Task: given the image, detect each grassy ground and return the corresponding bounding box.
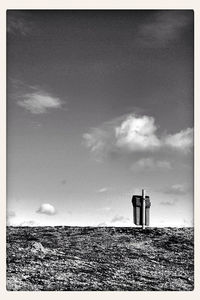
[6,226,194,291]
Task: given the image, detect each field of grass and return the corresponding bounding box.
[6,226,194,291]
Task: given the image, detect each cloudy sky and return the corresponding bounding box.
[7,10,194,227]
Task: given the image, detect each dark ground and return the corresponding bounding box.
[6,226,194,291]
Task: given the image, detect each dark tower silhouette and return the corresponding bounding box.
[132,189,151,229]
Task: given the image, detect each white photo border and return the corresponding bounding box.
[0,0,199,299]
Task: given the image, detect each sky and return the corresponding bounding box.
[7,10,194,227]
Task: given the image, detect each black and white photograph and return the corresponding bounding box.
[6,9,194,291]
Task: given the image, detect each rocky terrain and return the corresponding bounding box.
[6,226,194,291]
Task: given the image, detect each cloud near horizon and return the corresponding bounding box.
[97,222,107,227]
[19,220,39,227]
[7,210,16,218]
[111,215,130,224]
[83,113,193,160]
[36,203,57,215]
[98,206,112,212]
[17,91,63,114]
[7,210,16,226]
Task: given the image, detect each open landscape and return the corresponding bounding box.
[6,226,194,291]
[7,10,194,292]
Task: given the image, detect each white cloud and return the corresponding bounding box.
[7,210,16,226]
[19,220,39,226]
[17,91,63,114]
[164,128,193,153]
[83,113,193,159]
[36,203,57,215]
[7,210,16,218]
[115,114,161,151]
[156,160,172,169]
[160,198,177,206]
[182,218,193,227]
[98,206,112,212]
[97,187,109,193]
[97,222,108,227]
[83,113,161,158]
[7,15,32,36]
[131,158,172,171]
[83,127,112,160]
[111,215,129,224]
[162,184,188,195]
[136,11,193,48]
